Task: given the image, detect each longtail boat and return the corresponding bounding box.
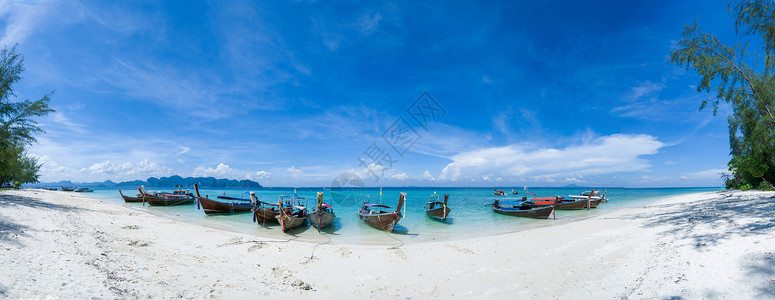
[308,192,336,230]
[118,189,142,203]
[358,192,405,232]
[61,187,75,191]
[249,192,280,224]
[424,193,451,221]
[193,184,253,214]
[489,200,554,219]
[276,195,308,232]
[74,187,94,192]
[523,196,590,210]
[567,190,608,207]
[137,187,195,206]
[493,189,506,196]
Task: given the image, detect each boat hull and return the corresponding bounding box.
[144,194,195,206]
[308,210,336,229]
[493,205,554,219]
[425,207,451,220]
[358,213,402,232]
[198,197,252,214]
[253,208,280,223]
[119,190,142,203]
[277,215,307,231]
[529,199,591,210]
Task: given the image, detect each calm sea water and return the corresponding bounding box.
[79,186,720,246]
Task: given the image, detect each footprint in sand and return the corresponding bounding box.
[444,244,474,254]
[337,247,351,257]
[128,240,149,247]
[389,248,408,259]
[247,243,265,252]
[217,237,244,247]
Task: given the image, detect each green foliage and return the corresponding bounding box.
[740,183,754,190]
[670,1,775,190]
[0,45,53,187]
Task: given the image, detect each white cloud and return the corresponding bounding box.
[287,165,303,176]
[391,173,408,180]
[685,168,728,180]
[193,163,232,176]
[423,170,436,181]
[86,159,172,176]
[49,112,90,135]
[564,177,586,184]
[177,146,190,155]
[437,134,664,181]
[628,80,664,100]
[255,170,272,179]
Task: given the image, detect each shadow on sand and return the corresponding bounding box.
[630,191,775,250]
[744,252,775,298]
[629,191,775,297]
[0,192,79,247]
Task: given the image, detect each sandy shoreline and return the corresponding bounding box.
[1,189,774,298]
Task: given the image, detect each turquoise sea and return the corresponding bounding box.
[80,186,721,246]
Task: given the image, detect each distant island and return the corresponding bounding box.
[27,175,262,188]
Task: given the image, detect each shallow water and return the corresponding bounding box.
[81,186,720,246]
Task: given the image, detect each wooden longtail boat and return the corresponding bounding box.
[424,193,451,221]
[308,192,336,230]
[489,200,554,219]
[276,196,307,232]
[524,196,590,210]
[137,187,195,206]
[249,192,280,224]
[358,192,405,232]
[118,189,142,203]
[493,190,506,196]
[61,186,75,191]
[567,190,608,208]
[193,184,253,214]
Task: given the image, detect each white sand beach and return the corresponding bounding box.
[0,189,773,298]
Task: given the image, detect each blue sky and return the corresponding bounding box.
[2,0,739,187]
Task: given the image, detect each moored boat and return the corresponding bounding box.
[193,184,253,214]
[308,192,336,230]
[118,189,142,202]
[137,187,195,206]
[357,192,405,232]
[424,193,451,221]
[567,190,608,207]
[276,195,308,232]
[523,196,590,210]
[493,189,506,196]
[249,192,280,224]
[73,187,94,192]
[61,187,75,191]
[489,199,555,219]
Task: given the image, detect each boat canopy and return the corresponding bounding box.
[498,201,527,205]
[362,203,390,208]
[533,196,563,201]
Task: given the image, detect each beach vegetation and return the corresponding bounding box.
[0,45,54,188]
[670,0,775,190]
